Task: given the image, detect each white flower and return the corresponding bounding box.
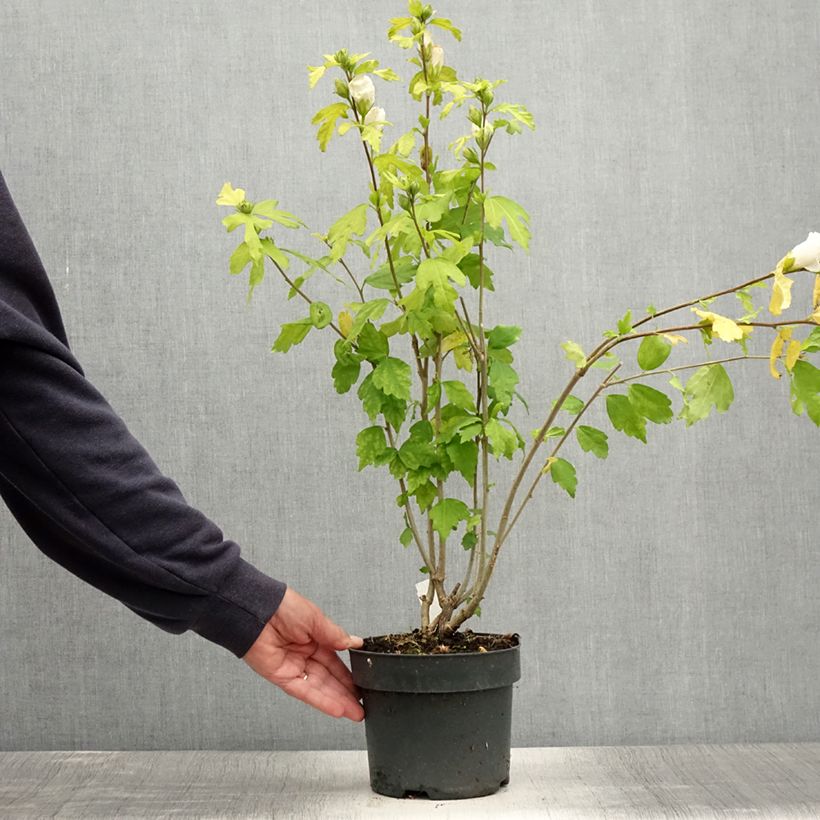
[348,75,375,108]
[785,232,820,273]
[422,31,433,49]
[364,106,386,128]
[430,45,445,70]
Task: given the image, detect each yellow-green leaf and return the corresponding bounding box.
[692,308,747,342]
[561,340,586,369]
[483,195,531,250]
[785,339,802,371]
[769,269,793,316]
[307,64,326,89]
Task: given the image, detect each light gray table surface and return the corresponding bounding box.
[1,744,819,819]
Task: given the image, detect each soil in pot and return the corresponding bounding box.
[350,630,521,800]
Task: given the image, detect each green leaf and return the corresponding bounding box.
[439,236,474,266]
[307,64,327,89]
[492,103,534,130]
[446,440,478,484]
[679,364,734,426]
[428,16,463,40]
[253,201,302,229]
[356,426,388,470]
[637,335,672,370]
[462,531,478,550]
[561,341,587,369]
[485,418,519,459]
[331,339,362,394]
[561,395,585,415]
[617,310,633,335]
[458,253,496,291]
[358,372,383,420]
[229,242,252,274]
[488,325,522,349]
[348,299,390,341]
[442,380,476,412]
[356,322,389,362]
[735,288,756,315]
[576,425,609,459]
[589,351,621,371]
[440,412,482,443]
[628,383,673,424]
[415,193,453,223]
[372,356,412,401]
[393,130,416,156]
[398,437,438,470]
[548,457,577,498]
[311,102,349,152]
[606,394,647,443]
[260,238,290,269]
[382,395,408,431]
[327,203,369,261]
[791,360,820,426]
[272,320,312,353]
[801,327,820,353]
[488,360,519,409]
[363,256,417,291]
[429,498,471,541]
[358,372,407,430]
[483,195,531,250]
[416,257,466,309]
[399,526,414,547]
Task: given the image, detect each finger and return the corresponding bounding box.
[281,673,364,721]
[306,660,361,710]
[313,646,360,698]
[311,612,362,651]
[301,660,364,721]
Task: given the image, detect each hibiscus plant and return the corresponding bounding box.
[217,1,820,639]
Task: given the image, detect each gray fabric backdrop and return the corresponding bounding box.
[1,0,818,751]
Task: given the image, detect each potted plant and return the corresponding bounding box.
[215,1,820,800]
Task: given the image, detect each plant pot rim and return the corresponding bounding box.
[349,633,521,693]
[349,631,520,659]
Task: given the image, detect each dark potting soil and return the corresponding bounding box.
[361,629,519,655]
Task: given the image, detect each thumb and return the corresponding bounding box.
[312,612,363,651]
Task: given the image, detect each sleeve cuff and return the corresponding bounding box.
[191,558,287,657]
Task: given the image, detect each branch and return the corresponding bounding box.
[269,259,344,339]
[606,355,769,387]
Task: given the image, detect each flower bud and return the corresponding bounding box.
[334,78,350,99]
[364,106,386,128]
[422,31,433,49]
[310,301,333,329]
[238,200,254,214]
[783,232,820,273]
[467,106,483,127]
[475,82,494,106]
[348,75,375,108]
[472,124,493,149]
[334,49,352,71]
[430,45,444,71]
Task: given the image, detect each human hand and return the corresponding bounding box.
[243,588,365,721]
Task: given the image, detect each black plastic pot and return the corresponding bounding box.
[349,634,521,800]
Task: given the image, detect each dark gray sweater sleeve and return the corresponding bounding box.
[0,171,286,657]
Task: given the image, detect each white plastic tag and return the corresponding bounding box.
[415,580,442,621]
